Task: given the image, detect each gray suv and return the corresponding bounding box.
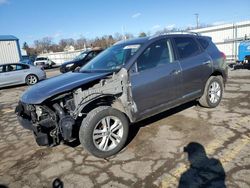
[16,33,228,158]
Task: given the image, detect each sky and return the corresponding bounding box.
[0,0,250,46]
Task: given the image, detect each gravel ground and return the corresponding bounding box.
[0,68,249,188]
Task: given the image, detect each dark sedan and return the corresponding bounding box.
[60,48,103,73]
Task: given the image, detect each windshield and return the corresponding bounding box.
[80,43,141,72]
[74,51,88,60]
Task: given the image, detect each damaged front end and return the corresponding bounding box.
[16,101,76,146]
[15,68,137,147]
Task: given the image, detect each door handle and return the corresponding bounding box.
[202,60,211,65]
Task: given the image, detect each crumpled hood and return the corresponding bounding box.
[21,72,110,104]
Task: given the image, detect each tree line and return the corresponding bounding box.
[23,25,210,56]
[23,32,136,56]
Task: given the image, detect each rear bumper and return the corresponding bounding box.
[39,72,46,81]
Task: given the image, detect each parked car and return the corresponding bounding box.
[60,48,103,73]
[0,63,46,88]
[34,57,55,69]
[16,33,227,158]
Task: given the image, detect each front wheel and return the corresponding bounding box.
[199,76,223,108]
[25,74,38,85]
[79,106,129,158]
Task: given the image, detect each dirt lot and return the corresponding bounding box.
[0,68,250,188]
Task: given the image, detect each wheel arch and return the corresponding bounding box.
[210,70,225,86]
[201,70,224,95]
[79,95,132,123]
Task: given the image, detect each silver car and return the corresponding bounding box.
[0,63,46,88]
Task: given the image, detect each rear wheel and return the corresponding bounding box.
[79,106,129,158]
[199,76,223,108]
[25,74,38,85]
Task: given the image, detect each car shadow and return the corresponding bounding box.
[0,84,26,90]
[125,100,198,147]
[66,101,198,149]
[178,142,226,188]
[0,185,8,188]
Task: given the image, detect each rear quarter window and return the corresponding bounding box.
[197,38,209,49]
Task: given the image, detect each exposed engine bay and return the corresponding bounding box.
[16,68,137,146]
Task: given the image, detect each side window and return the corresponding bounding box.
[197,38,209,49]
[137,39,174,72]
[6,64,17,72]
[0,65,3,73]
[174,37,200,59]
[17,64,29,70]
[86,52,94,60]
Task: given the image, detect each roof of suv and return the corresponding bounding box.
[115,33,208,46]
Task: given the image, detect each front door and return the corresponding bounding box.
[129,38,182,119]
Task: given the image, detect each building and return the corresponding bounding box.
[192,20,250,62]
[0,35,22,64]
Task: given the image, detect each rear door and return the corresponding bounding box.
[173,36,212,99]
[3,64,29,84]
[129,38,182,118]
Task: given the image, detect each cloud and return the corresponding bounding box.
[165,24,175,29]
[0,0,9,5]
[132,12,141,19]
[151,24,161,30]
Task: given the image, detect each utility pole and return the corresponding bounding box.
[122,25,126,40]
[195,13,199,29]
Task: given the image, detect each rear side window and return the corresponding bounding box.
[17,64,29,70]
[0,65,4,73]
[174,37,200,59]
[198,38,209,49]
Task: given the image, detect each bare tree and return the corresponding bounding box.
[124,33,134,40]
[139,32,147,37]
[58,38,75,50]
[34,37,53,53]
[114,32,123,41]
[76,37,87,49]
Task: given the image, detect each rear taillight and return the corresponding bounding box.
[220,52,226,61]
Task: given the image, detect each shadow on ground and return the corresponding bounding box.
[178,142,226,188]
[65,101,198,149]
[126,100,198,147]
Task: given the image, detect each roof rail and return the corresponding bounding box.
[165,31,200,36]
[149,31,200,40]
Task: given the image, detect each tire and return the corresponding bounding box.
[79,106,129,158]
[25,74,38,85]
[199,76,223,108]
